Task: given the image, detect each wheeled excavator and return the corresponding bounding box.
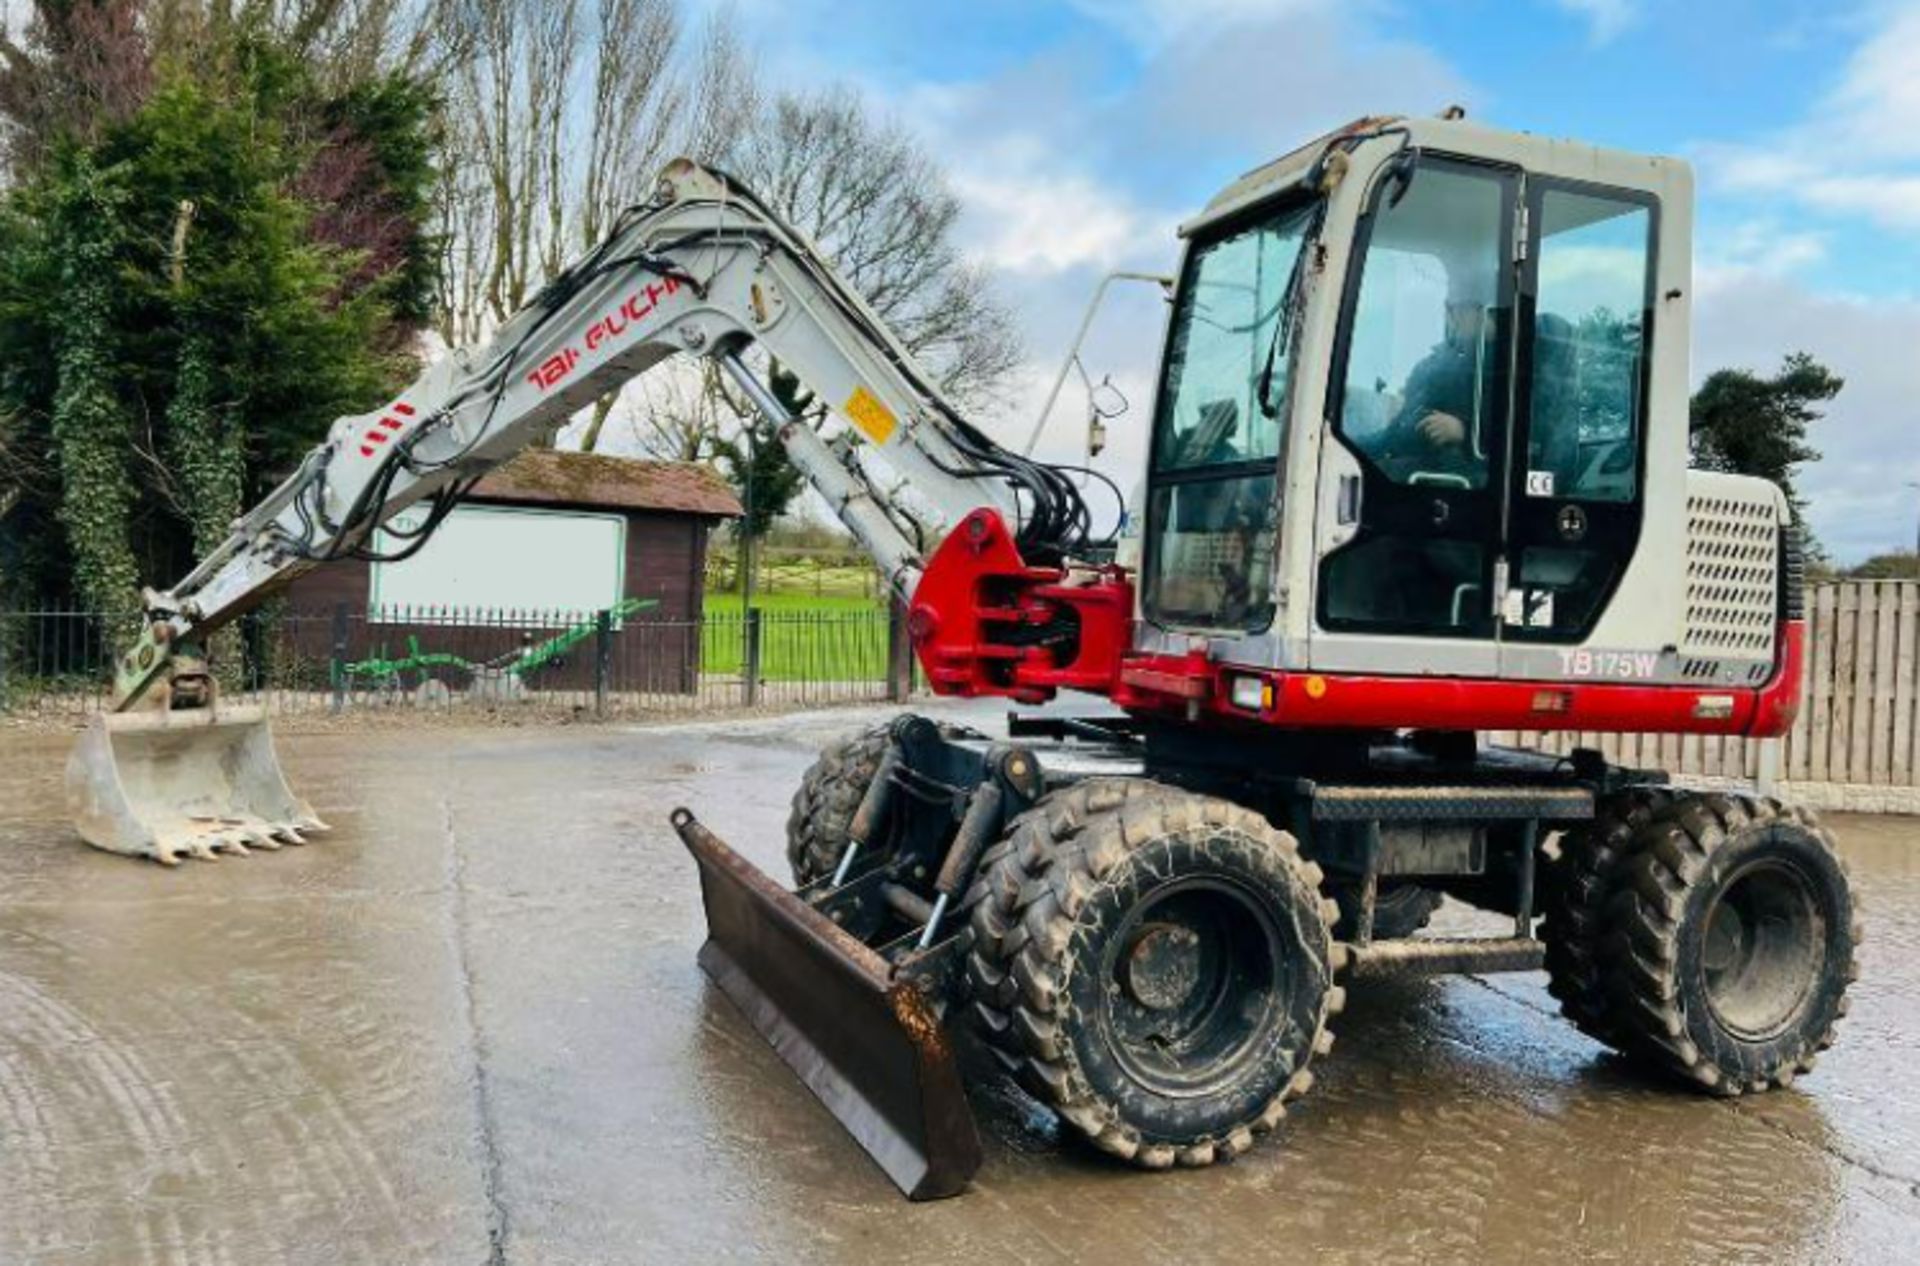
[69,113,1859,1201]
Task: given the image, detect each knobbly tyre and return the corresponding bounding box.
[76,110,1859,1200]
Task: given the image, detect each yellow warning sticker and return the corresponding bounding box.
[842,385,898,445]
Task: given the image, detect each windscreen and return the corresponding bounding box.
[1145,199,1314,631]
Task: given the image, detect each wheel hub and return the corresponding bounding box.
[1123,923,1203,1011]
[1098,877,1287,1098]
[1702,859,1825,1041]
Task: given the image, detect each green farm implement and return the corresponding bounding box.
[340,597,659,699]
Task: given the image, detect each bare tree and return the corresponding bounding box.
[618,360,735,463]
[725,87,1022,410]
[432,0,754,351]
[0,0,150,176]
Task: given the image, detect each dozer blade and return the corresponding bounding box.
[671,808,982,1201]
[66,707,328,865]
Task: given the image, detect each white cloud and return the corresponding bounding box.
[1694,220,1829,296]
[1063,0,1329,48]
[950,165,1168,274]
[1551,0,1637,45]
[1120,11,1474,157]
[1822,6,1920,159]
[1699,6,1920,235]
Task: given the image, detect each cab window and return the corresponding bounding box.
[1145,200,1313,631]
[1524,190,1653,505]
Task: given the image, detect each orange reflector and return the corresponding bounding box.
[1531,690,1573,714]
[1304,676,1328,700]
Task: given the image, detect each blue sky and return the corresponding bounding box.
[688,0,1920,562]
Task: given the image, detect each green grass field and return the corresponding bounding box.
[701,589,891,681]
[706,590,885,614]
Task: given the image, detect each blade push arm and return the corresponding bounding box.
[115,160,1075,708]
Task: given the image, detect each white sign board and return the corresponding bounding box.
[369,505,626,625]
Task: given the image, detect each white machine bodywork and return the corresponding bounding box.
[1131,116,1784,688]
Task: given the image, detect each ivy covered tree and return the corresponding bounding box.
[0,12,440,626]
[46,155,142,616]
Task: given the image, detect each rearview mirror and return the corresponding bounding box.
[1088,376,1128,458]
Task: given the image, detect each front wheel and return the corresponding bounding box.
[966,783,1343,1168]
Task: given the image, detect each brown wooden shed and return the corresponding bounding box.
[283,450,740,695]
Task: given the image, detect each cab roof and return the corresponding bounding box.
[1182,113,1692,238]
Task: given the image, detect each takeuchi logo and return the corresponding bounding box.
[527,275,685,392]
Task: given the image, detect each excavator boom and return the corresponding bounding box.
[66,157,1118,1194]
[73,158,1111,864]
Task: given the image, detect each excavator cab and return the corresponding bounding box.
[1138,117,1721,697]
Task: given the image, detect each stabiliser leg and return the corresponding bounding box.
[671,808,983,1200]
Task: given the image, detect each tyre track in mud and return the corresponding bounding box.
[0,918,452,1265]
[0,732,487,1266]
[0,970,229,1266]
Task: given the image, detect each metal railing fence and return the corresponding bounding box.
[0,601,914,721]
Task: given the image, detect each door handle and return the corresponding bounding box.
[1336,473,1362,525]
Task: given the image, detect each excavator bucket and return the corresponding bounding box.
[67,707,327,865]
[671,809,983,1200]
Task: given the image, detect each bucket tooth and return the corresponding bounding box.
[65,708,321,865]
[672,808,983,1201]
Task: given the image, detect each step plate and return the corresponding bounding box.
[1347,936,1546,979]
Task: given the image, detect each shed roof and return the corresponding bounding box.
[468,449,741,518]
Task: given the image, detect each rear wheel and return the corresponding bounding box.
[966,781,1342,1168]
[1542,787,1676,1044]
[1595,794,1859,1093]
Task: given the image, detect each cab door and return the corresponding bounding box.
[1499,180,1656,666]
[1310,155,1518,677]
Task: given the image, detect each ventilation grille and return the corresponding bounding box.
[1681,486,1780,675]
[1780,522,1806,621]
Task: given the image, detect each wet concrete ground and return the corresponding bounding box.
[3,704,1920,1265]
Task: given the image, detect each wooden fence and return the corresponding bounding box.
[1495,581,1920,810]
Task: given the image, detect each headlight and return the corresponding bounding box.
[1228,674,1269,712]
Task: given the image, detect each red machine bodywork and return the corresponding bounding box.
[908,510,1804,740]
[909,510,1134,703]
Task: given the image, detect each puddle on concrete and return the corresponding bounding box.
[2,714,1916,1264]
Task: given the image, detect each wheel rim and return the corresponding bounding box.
[1700,858,1826,1041]
[1096,877,1285,1097]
